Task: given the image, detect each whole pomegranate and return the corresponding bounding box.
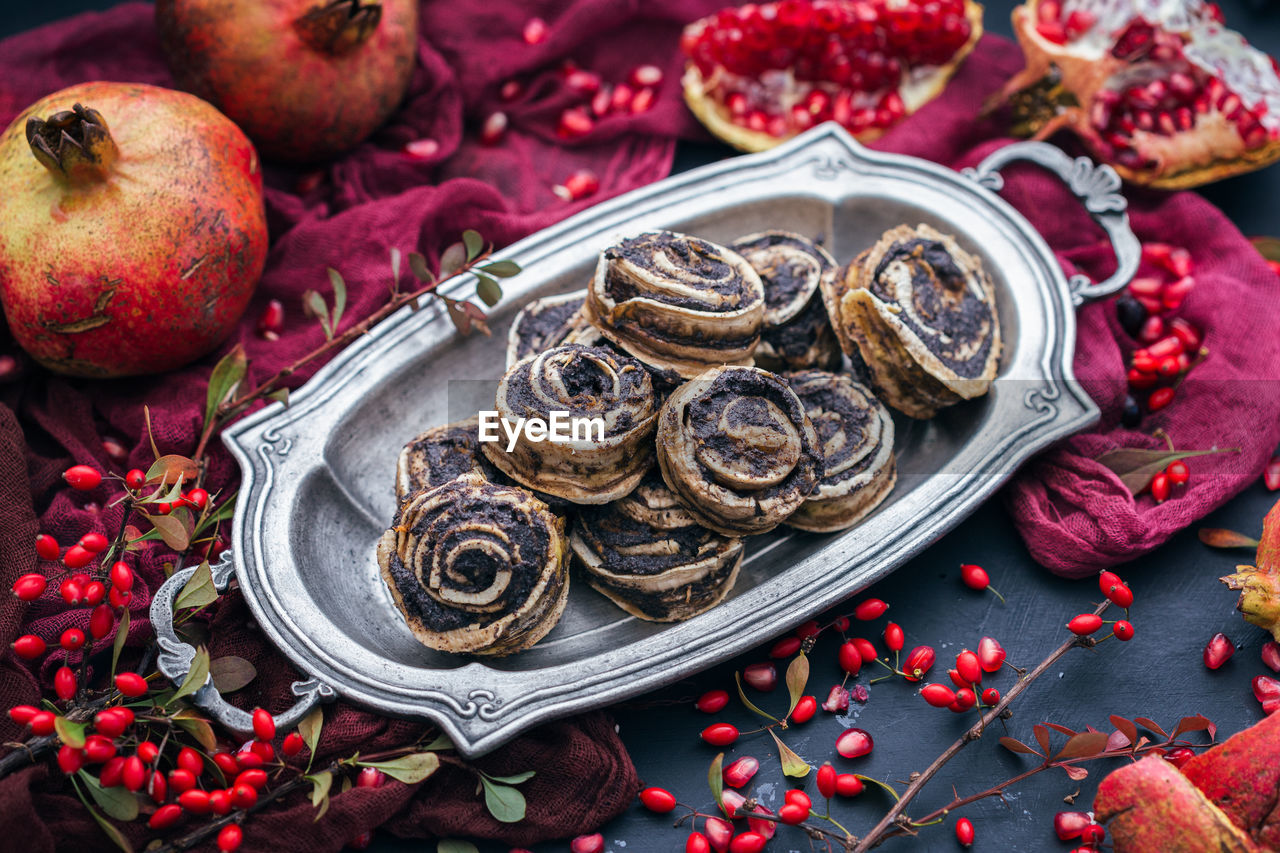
[156,0,418,163]
[680,0,984,152]
[0,82,267,378]
[999,0,1280,188]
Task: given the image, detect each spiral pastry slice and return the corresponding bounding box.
[820,223,1001,419]
[482,344,658,504]
[657,365,822,536]
[584,231,765,379]
[783,371,897,533]
[376,473,569,656]
[505,290,604,368]
[731,231,842,372]
[571,473,743,622]
[395,416,500,502]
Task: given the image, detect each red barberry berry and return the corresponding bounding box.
[1166,459,1190,485]
[1151,471,1171,502]
[109,561,134,592]
[838,641,863,675]
[89,604,114,640]
[639,786,677,813]
[179,789,212,813]
[137,741,159,764]
[57,744,84,774]
[883,622,904,652]
[252,708,276,741]
[852,637,878,664]
[1080,824,1106,844]
[83,580,105,606]
[921,684,956,708]
[216,824,243,851]
[168,768,196,793]
[981,687,1001,705]
[695,689,729,714]
[230,783,257,809]
[12,573,47,601]
[281,732,305,757]
[62,545,94,570]
[149,803,183,831]
[78,532,108,553]
[1067,613,1104,635]
[955,816,975,847]
[686,832,711,853]
[35,534,60,561]
[791,695,817,724]
[854,598,888,620]
[60,628,86,651]
[122,756,147,791]
[64,465,102,491]
[54,666,77,701]
[816,762,837,798]
[1113,620,1135,641]
[115,672,148,697]
[778,803,807,824]
[834,773,863,797]
[770,636,801,658]
[125,469,146,490]
[12,634,46,659]
[701,723,739,746]
[30,710,56,735]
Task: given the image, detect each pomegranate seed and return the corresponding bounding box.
[729,833,765,853]
[522,17,549,45]
[1263,642,1280,672]
[770,636,802,658]
[854,598,888,620]
[12,573,47,601]
[565,70,602,95]
[499,79,523,101]
[60,628,86,651]
[1169,317,1202,350]
[64,465,102,491]
[955,816,975,847]
[791,695,818,724]
[30,711,56,736]
[630,65,664,88]
[12,634,46,659]
[705,817,733,853]
[611,83,634,113]
[853,637,878,664]
[8,705,38,726]
[57,744,84,774]
[480,111,508,146]
[1167,459,1190,486]
[701,723,739,746]
[168,768,196,793]
[687,833,711,853]
[778,803,807,824]
[631,87,657,113]
[723,755,760,788]
[1067,613,1103,635]
[1204,633,1234,669]
[816,762,837,798]
[1147,386,1175,413]
[902,645,935,681]
[785,789,812,811]
[115,672,148,697]
[282,732,305,757]
[822,684,850,713]
[835,727,873,758]
[978,637,1010,673]
[834,773,863,797]
[35,534,60,560]
[1266,456,1280,490]
[696,689,730,713]
[54,666,76,701]
[257,299,285,339]
[553,169,600,202]
[356,767,386,788]
[216,824,243,852]
[883,622,904,652]
[1137,315,1164,344]
[557,107,594,138]
[591,87,613,117]
[1113,620,1135,641]
[571,834,606,853]
[955,650,982,685]
[1055,811,1092,840]
[1151,471,1171,502]
[1254,675,1280,714]
[79,532,108,553]
[838,641,862,675]
[63,545,94,570]
[982,687,1001,705]
[1080,824,1106,844]
[746,805,777,839]
[1165,747,1196,767]
[921,684,956,707]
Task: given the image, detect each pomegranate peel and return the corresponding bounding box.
[679,0,985,153]
[1220,498,1280,642]
[999,0,1280,189]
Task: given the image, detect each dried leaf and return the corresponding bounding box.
[1199,528,1260,550]
[204,345,248,428]
[1000,736,1040,755]
[111,607,130,678]
[145,454,198,487]
[175,562,216,611]
[440,242,467,277]
[462,229,484,261]
[80,770,138,822]
[447,300,472,336]
[1034,724,1052,755]
[1054,731,1109,761]
[734,673,779,723]
[479,260,521,278]
[480,779,526,823]
[56,716,86,749]
[327,268,347,331]
[148,513,191,552]
[708,753,725,812]
[1135,717,1170,739]
[143,405,160,462]
[438,842,480,853]
[1063,764,1090,781]
[173,710,217,752]
[785,652,809,718]
[209,656,256,694]
[1110,715,1139,745]
[358,752,440,785]
[170,646,210,705]
[1096,447,1239,494]
[769,728,810,778]
[475,274,502,307]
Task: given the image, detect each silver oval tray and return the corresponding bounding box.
[178,126,1137,756]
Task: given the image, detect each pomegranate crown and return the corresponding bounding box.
[26,103,118,182]
[295,0,382,55]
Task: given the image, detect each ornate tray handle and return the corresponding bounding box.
[149,551,336,737]
[962,141,1141,307]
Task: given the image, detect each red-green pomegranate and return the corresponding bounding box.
[155,0,418,163]
[0,82,267,378]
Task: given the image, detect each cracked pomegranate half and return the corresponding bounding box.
[680,0,984,152]
[1001,0,1280,189]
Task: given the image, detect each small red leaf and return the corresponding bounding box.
[1106,730,1131,752]
[1034,725,1051,755]
[1044,723,1078,737]
[1063,764,1089,781]
[999,737,1040,756]
[1110,715,1139,745]
[1054,731,1109,761]
[1173,714,1215,738]
[1136,718,1170,739]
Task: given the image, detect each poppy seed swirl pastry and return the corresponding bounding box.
[783,371,897,533]
[584,231,765,379]
[504,290,604,368]
[571,473,744,622]
[482,344,659,504]
[730,231,843,372]
[656,365,823,536]
[395,416,499,502]
[821,223,1001,419]
[375,473,569,656]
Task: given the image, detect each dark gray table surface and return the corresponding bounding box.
[4,2,1279,851]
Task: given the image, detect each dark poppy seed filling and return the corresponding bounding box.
[395,417,499,501]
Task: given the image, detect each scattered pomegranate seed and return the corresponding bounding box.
[499,79,524,101]
[854,598,888,620]
[1254,675,1280,714]
[1203,632,1235,669]
[0,354,18,381]
[631,87,657,113]
[822,684,850,713]
[573,831,608,853]
[522,17,549,45]
[921,684,956,708]
[1165,747,1196,767]
[696,689,730,713]
[35,534,60,561]
[553,169,600,202]
[816,762,837,798]
[357,767,386,788]
[257,299,285,339]
[1055,811,1092,840]
[835,727,873,758]
[746,805,776,839]
[701,723,739,746]
[1266,456,1280,491]
[955,816,975,847]
[791,694,818,723]
[216,824,243,852]
[705,817,733,852]
[770,636,802,658]
[557,107,594,138]
[722,755,759,788]
[565,69,602,95]
[1113,620,1135,641]
[1067,613,1104,635]
[480,111,508,146]
[611,83,635,113]
[591,87,613,117]
[64,464,102,491]
[1262,641,1280,672]
[630,64,664,88]
[902,645,935,681]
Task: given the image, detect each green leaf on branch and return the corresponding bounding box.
[170,646,210,705]
[708,752,724,813]
[1095,446,1239,494]
[768,728,810,778]
[175,562,217,611]
[173,709,217,752]
[303,289,333,339]
[856,774,900,801]
[209,656,256,693]
[785,652,809,718]
[482,770,535,785]
[111,607,130,678]
[145,454,199,487]
[479,260,520,278]
[734,673,778,723]
[357,752,440,785]
[267,388,290,408]
[327,267,347,331]
[475,274,502,307]
[299,707,324,771]
[408,251,435,283]
[440,243,467,278]
[56,716,86,749]
[422,732,454,751]
[80,770,139,821]
[73,776,134,852]
[148,512,191,552]
[480,778,526,823]
[462,229,484,261]
[205,345,248,428]
[438,841,480,853]
[306,770,333,821]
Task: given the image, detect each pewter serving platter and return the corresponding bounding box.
[183,125,1139,756]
